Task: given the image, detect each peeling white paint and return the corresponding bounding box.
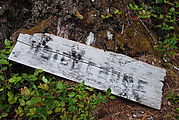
[86,32,95,46]
[9,33,166,109]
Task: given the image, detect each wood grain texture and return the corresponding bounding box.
[8,33,166,109]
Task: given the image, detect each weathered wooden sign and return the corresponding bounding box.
[8,33,166,109]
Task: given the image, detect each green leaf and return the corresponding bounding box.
[0,54,7,59]
[95,92,102,104]
[129,3,133,8]
[9,76,22,83]
[1,104,12,113]
[47,110,53,115]
[26,107,36,116]
[0,75,5,81]
[159,14,164,18]
[168,26,175,30]
[0,113,8,119]
[2,66,8,71]
[102,96,107,103]
[109,96,116,99]
[42,76,48,83]
[68,92,76,97]
[59,101,66,107]
[0,59,9,65]
[106,88,111,96]
[20,86,31,96]
[94,97,101,104]
[68,98,77,105]
[38,83,49,90]
[7,91,17,104]
[53,100,60,106]
[176,3,179,8]
[0,92,6,101]
[170,7,175,12]
[19,99,26,106]
[80,81,85,87]
[34,69,43,76]
[101,15,106,19]
[7,91,14,102]
[32,84,37,89]
[86,87,94,91]
[0,87,4,92]
[26,97,41,106]
[22,73,29,79]
[69,106,76,112]
[97,92,102,99]
[134,5,138,9]
[77,95,83,100]
[114,10,122,15]
[4,50,11,55]
[28,75,37,81]
[55,107,61,112]
[15,106,24,115]
[156,0,163,4]
[56,81,64,89]
[4,39,11,47]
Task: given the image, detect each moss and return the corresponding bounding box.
[116,24,155,55]
[11,16,57,42]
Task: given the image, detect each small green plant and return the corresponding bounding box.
[0,39,14,119]
[166,91,179,104]
[156,22,175,31]
[138,9,151,18]
[151,1,178,57]
[128,1,178,57]
[128,4,152,19]
[154,34,178,56]
[0,40,115,119]
[166,91,179,119]
[101,9,122,19]
[101,14,112,19]
[128,3,143,10]
[114,9,122,15]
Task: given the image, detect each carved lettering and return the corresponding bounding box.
[137,80,148,93]
[9,33,166,110]
[98,66,109,80]
[110,70,121,83]
[86,62,95,75]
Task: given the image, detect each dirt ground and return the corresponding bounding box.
[0,0,178,119]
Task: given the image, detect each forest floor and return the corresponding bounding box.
[0,0,178,119]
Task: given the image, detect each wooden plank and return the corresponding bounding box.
[8,33,166,109]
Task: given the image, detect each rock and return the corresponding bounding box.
[86,32,95,46]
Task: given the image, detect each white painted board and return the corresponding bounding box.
[8,33,166,109]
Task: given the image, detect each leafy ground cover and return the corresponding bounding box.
[0,40,115,119]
